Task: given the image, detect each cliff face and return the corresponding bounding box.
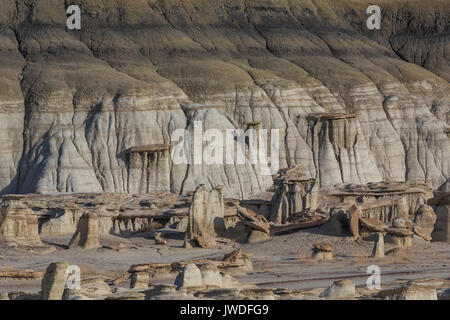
[0,0,448,198]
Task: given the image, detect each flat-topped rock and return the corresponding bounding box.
[126,144,171,154]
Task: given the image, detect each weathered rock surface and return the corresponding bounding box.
[69,212,101,249]
[378,284,437,300]
[0,0,448,199]
[184,185,225,248]
[41,262,69,300]
[371,233,385,258]
[174,263,204,289]
[0,200,42,246]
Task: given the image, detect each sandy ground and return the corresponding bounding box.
[1,227,449,295]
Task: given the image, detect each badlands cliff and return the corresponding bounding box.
[0,0,448,198]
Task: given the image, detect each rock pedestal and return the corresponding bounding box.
[0,200,42,246]
[69,212,101,249]
[184,185,225,248]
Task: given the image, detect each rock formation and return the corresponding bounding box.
[0,199,42,246]
[270,166,318,224]
[431,193,450,242]
[0,0,448,199]
[371,233,385,258]
[184,185,225,248]
[174,263,204,289]
[41,262,69,300]
[68,212,101,249]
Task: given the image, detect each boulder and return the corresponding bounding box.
[69,212,101,249]
[41,262,69,300]
[431,200,450,242]
[385,234,412,247]
[386,227,413,237]
[360,217,387,232]
[414,204,437,236]
[65,276,112,299]
[320,280,355,298]
[413,225,432,241]
[154,232,167,245]
[174,263,203,289]
[247,229,271,243]
[393,218,412,229]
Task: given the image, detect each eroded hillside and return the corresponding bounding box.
[0,0,448,198]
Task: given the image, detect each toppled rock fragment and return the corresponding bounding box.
[41,262,69,300]
[360,217,387,232]
[69,212,101,249]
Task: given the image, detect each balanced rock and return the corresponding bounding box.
[312,243,333,260]
[69,212,100,249]
[378,284,437,300]
[386,227,413,237]
[41,262,69,300]
[393,218,412,229]
[320,280,355,298]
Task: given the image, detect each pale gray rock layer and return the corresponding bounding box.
[0,1,448,198]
